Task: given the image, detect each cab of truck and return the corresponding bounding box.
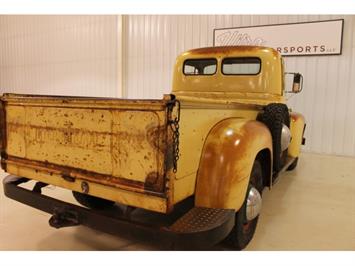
[173,46,286,102]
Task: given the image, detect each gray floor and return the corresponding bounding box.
[0,152,354,250]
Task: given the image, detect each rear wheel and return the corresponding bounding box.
[226,160,264,250]
[72,191,115,210]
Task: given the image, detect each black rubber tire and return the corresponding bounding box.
[259,103,290,172]
[287,157,299,171]
[226,160,264,250]
[72,191,115,210]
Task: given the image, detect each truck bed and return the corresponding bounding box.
[0,93,178,211]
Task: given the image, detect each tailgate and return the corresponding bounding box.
[0,94,178,197]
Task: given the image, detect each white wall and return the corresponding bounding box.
[123,15,355,157]
[0,15,122,97]
[0,15,354,157]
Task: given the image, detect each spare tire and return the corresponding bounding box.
[259,103,290,172]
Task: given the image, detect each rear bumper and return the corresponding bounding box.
[3,175,235,250]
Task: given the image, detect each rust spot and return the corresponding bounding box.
[10,123,112,152]
[144,171,164,192]
[5,155,166,196]
[146,125,167,153]
[0,100,8,162]
[62,174,75,182]
[290,112,304,123]
[187,46,276,55]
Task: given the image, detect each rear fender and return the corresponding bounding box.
[195,118,272,211]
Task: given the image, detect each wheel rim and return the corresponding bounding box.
[242,185,262,234]
[227,160,263,249]
[245,186,262,221]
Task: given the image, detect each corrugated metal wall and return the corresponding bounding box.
[123,15,355,157]
[0,15,354,156]
[0,15,122,97]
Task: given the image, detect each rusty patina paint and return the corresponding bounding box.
[0,101,7,171]
[146,125,168,154]
[195,119,272,211]
[5,155,167,197]
[5,161,168,213]
[1,94,176,198]
[2,93,169,110]
[0,101,7,151]
[144,171,165,192]
[187,45,275,55]
[290,112,305,122]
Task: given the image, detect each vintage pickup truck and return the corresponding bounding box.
[0,46,305,250]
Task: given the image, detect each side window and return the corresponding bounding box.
[183,59,217,75]
[222,57,261,75]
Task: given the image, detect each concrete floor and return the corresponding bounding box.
[0,152,354,250]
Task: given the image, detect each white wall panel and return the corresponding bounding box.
[0,15,122,97]
[123,15,355,157]
[1,15,354,157]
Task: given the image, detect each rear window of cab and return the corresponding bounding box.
[183,58,217,75]
[183,57,261,76]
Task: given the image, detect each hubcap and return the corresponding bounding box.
[281,124,291,151]
[246,186,262,221]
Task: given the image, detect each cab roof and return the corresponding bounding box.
[181,46,280,59]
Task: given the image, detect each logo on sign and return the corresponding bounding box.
[216,31,266,46]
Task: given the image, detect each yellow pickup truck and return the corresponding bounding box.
[0,46,305,250]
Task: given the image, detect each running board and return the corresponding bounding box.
[272,156,297,185]
[169,207,235,249]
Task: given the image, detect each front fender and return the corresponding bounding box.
[288,112,306,158]
[195,118,272,211]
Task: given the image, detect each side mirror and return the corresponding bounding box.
[285,72,303,93]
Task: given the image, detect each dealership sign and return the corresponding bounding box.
[214,19,344,56]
